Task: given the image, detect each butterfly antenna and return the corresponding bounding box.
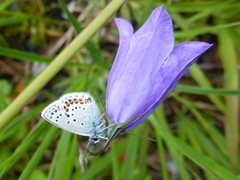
[125,131,156,142]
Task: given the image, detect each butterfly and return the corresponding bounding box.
[41,92,107,145]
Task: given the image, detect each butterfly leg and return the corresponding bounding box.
[78,137,110,156]
[86,138,112,156]
[97,123,113,133]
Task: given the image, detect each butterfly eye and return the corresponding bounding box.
[92,138,98,142]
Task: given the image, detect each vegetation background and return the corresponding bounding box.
[0,0,239,179]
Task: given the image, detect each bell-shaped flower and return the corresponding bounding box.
[106,5,212,131]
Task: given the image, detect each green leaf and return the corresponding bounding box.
[0,0,16,11]
[0,16,29,27]
[176,84,240,96]
[19,127,58,180]
[150,114,238,180]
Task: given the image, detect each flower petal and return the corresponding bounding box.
[106,5,174,124]
[124,41,213,130]
[107,18,134,89]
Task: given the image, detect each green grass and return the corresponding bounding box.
[0,0,239,179]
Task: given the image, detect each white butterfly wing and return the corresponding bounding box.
[41,92,105,138]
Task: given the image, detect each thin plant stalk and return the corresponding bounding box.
[217,19,239,170]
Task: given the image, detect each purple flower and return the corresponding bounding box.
[106,5,212,131]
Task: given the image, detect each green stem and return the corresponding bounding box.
[216,18,239,170]
[0,0,126,129]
